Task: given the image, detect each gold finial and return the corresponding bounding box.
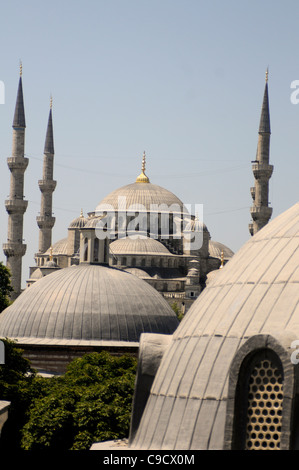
[49,246,53,261]
[136,151,150,183]
[80,208,84,217]
[265,67,269,83]
[142,151,146,172]
[220,251,224,269]
[19,60,22,77]
[50,94,53,109]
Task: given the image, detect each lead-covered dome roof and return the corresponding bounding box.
[131,201,299,450]
[68,211,88,229]
[96,182,187,214]
[0,264,179,347]
[110,236,172,256]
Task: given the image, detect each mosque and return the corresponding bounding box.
[2,66,296,452]
[0,65,236,373]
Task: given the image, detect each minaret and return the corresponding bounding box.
[249,69,273,236]
[36,97,56,253]
[3,63,29,299]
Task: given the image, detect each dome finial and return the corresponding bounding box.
[136,151,150,183]
[219,251,224,269]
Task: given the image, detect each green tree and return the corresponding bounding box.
[21,352,137,450]
[0,262,13,312]
[0,339,37,450]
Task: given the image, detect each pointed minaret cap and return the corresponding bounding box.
[258,68,271,134]
[44,96,54,155]
[12,61,26,128]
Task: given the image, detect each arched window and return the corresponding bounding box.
[131,257,136,267]
[94,238,99,262]
[84,237,88,262]
[232,349,284,450]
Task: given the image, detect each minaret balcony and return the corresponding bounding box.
[248,223,254,236]
[3,242,27,257]
[36,215,56,229]
[250,205,272,221]
[252,163,273,180]
[38,180,57,192]
[5,198,28,214]
[7,156,29,171]
[250,186,255,201]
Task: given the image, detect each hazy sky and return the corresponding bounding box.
[0,0,298,287]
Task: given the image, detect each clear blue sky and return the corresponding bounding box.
[0,0,298,287]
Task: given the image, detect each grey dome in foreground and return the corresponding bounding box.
[131,201,299,450]
[0,264,179,346]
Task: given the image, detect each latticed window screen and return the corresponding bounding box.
[245,358,283,450]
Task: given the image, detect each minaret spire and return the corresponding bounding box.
[249,69,273,236]
[36,97,56,253]
[3,64,29,299]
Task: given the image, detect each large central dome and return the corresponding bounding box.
[96,181,187,214]
[96,152,187,215]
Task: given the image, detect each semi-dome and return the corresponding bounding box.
[131,201,299,450]
[0,264,179,347]
[110,236,172,256]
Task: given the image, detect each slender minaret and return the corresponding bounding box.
[249,69,273,236]
[3,63,29,299]
[36,97,56,253]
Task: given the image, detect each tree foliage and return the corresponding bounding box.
[21,351,137,450]
[0,262,13,312]
[0,339,37,450]
[0,342,137,451]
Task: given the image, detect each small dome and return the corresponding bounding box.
[131,201,299,450]
[110,236,172,256]
[209,240,234,260]
[68,210,88,229]
[44,259,58,268]
[0,264,179,346]
[45,238,68,256]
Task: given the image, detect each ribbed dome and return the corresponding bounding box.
[131,201,299,450]
[209,240,234,260]
[110,236,172,256]
[96,182,187,214]
[0,264,179,346]
[45,238,68,256]
[68,212,88,229]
